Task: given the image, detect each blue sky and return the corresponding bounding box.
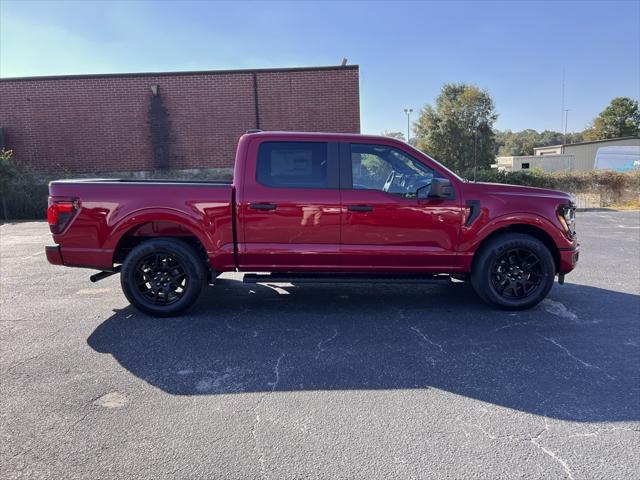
[1,0,639,135]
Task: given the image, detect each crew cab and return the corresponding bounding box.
[46,131,579,316]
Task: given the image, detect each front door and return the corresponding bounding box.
[237,139,342,270]
[340,142,463,271]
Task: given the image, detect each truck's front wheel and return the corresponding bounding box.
[471,233,556,310]
[120,238,206,317]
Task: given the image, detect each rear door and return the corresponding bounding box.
[237,138,342,270]
[340,142,463,271]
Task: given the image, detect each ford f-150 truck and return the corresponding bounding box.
[46,131,578,316]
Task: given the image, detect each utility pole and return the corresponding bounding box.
[620,117,625,137]
[561,67,566,133]
[473,128,478,182]
[404,108,413,143]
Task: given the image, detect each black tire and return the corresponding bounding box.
[120,238,206,317]
[470,233,555,310]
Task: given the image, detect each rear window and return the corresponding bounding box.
[257,142,329,188]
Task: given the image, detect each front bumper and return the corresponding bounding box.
[558,245,579,274]
[46,245,64,266]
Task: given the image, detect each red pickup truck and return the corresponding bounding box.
[46,131,578,316]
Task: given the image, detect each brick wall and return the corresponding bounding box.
[0,66,360,174]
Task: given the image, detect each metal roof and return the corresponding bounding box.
[534,136,640,150]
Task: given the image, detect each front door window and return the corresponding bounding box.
[351,144,434,197]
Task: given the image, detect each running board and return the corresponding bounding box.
[243,272,452,285]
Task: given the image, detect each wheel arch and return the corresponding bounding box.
[472,223,561,273]
[107,210,213,266]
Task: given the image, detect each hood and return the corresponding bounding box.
[466,181,575,203]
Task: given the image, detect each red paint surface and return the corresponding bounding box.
[47,132,579,275]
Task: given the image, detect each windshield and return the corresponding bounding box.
[402,143,464,182]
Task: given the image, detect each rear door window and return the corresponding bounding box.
[257,142,334,188]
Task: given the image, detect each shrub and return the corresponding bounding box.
[461,168,640,205]
[1,149,20,219]
[0,150,49,220]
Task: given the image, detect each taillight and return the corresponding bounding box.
[47,197,78,234]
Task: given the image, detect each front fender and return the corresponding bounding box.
[459,211,571,253]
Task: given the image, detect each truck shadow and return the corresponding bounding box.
[87,280,640,422]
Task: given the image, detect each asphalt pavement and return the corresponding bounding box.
[1,210,639,479]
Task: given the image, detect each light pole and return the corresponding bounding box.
[404,108,413,143]
[472,121,479,182]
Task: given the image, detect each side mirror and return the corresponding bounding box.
[418,178,453,199]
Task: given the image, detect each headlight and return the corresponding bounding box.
[557,204,576,238]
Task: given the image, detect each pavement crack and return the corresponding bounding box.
[5,326,66,374]
[251,353,285,480]
[5,352,45,374]
[455,409,520,442]
[410,326,444,352]
[539,335,616,380]
[530,437,574,479]
[268,353,284,391]
[488,320,538,333]
[315,326,338,360]
[25,408,94,463]
[225,309,258,337]
[528,416,575,480]
[456,418,515,441]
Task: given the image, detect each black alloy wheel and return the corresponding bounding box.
[121,238,206,316]
[134,252,188,305]
[490,248,542,299]
[471,233,555,310]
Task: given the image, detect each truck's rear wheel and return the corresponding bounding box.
[471,233,555,310]
[120,238,206,317]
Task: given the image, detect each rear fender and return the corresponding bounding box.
[105,209,215,259]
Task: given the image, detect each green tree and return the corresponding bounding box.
[414,83,498,172]
[497,129,540,156]
[537,130,565,148]
[495,129,585,157]
[583,97,640,140]
[381,130,406,141]
[564,132,584,145]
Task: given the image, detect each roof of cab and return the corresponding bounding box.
[241,130,405,143]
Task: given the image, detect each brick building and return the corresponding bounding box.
[0,65,360,176]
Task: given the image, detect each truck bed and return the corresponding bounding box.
[51,178,232,185]
[48,179,235,271]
